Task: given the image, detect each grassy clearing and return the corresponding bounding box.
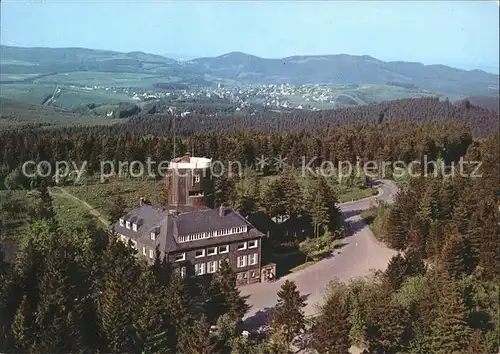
[33,71,168,88]
[0,84,56,105]
[64,178,166,219]
[0,98,123,128]
[54,87,134,108]
[0,188,97,242]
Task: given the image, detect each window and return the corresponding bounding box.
[237,242,247,251]
[119,218,124,226]
[218,258,228,268]
[178,235,185,243]
[194,175,200,183]
[195,263,205,276]
[248,240,258,249]
[219,245,229,254]
[237,255,246,268]
[207,261,217,273]
[207,247,217,256]
[142,247,146,256]
[132,223,137,232]
[150,232,156,240]
[248,253,258,266]
[126,221,131,229]
[180,267,186,279]
[174,253,186,262]
[149,249,154,259]
[195,249,205,258]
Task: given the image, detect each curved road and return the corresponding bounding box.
[242,179,399,327]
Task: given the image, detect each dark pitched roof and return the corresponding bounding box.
[112,205,264,254]
[175,208,249,235]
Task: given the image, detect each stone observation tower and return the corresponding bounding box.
[166,154,214,210]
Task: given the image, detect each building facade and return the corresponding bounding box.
[113,204,264,285]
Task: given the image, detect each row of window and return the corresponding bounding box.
[237,270,258,280]
[178,226,248,243]
[193,240,258,258]
[194,259,229,275]
[237,253,258,268]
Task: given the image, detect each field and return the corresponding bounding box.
[65,178,166,219]
[53,86,134,108]
[33,71,173,88]
[0,98,124,128]
[0,84,57,105]
[0,189,98,241]
[283,84,441,109]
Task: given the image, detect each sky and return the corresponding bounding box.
[1,1,499,71]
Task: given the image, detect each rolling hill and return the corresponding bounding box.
[1,45,498,97]
[187,52,499,95]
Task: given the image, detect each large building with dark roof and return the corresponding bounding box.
[113,155,266,285]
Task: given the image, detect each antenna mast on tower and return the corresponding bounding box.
[169,107,176,159]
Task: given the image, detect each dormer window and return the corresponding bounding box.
[119,218,124,226]
[193,175,200,183]
[126,221,131,229]
[132,223,137,232]
[150,232,156,240]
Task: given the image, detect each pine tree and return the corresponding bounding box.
[403,248,427,277]
[97,238,141,353]
[441,229,473,279]
[11,294,35,351]
[32,245,81,353]
[365,290,409,354]
[384,253,408,290]
[178,314,218,354]
[385,208,408,250]
[430,277,472,354]
[311,286,350,353]
[29,186,56,222]
[106,195,127,223]
[134,268,171,353]
[205,260,248,323]
[166,272,192,351]
[269,280,306,351]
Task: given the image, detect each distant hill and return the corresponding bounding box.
[1,45,499,97]
[187,52,499,96]
[0,45,179,77]
[461,95,499,112]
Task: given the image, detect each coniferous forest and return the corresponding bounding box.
[0,97,499,353]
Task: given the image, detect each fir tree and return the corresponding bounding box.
[430,277,472,354]
[365,290,409,354]
[269,280,306,351]
[97,238,140,353]
[441,229,473,279]
[32,246,81,353]
[205,260,248,323]
[384,253,408,290]
[166,272,192,351]
[311,286,350,353]
[11,294,35,351]
[178,314,218,354]
[106,195,127,223]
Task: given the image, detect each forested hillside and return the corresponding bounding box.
[125,97,498,138]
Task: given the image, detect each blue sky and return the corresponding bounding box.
[1,1,499,71]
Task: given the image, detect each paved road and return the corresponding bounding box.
[241,179,399,328]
